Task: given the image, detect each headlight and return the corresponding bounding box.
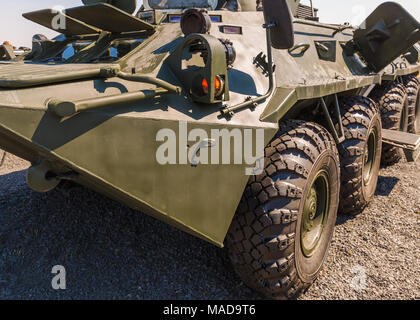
[181,9,212,36]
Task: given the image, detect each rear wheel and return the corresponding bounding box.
[337,96,382,215]
[226,120,340,299]
[370,82,408,165]
[402,74,420,134]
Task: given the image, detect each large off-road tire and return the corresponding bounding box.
[226,120,340,300]
[337,96,382,215]
[370,82,408,165]
[402,74,420,134]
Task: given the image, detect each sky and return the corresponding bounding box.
[1,0,420,47]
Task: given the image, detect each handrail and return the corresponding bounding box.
[48,88,169,117]
[293,19,340,31]
[48,70,182,117]
[220,23,275,117]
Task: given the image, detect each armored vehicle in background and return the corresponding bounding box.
[0,0,419,299]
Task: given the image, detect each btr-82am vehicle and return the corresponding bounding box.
[0,0,419,299]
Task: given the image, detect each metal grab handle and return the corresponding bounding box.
[288,43,311,55]
[315,42,329,52]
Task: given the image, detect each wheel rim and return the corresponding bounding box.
[363,130,377,186]
[301,171,330,258]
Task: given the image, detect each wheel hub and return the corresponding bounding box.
[363,130,377,186]
[301,171,330,258]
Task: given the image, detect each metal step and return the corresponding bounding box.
[381,129,420,162]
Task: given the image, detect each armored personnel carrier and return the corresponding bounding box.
[0,0,419,299]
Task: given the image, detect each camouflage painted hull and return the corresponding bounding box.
[0,6,419,246]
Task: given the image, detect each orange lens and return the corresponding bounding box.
[202,78,209,95]
[214,75,224,97]
[215,76,222,92]
[201,76,224,97]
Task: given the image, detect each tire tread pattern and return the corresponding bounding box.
[337,96,380,214]
[402,75,420,134]
[226,120,338,300]
[370,82,407,165]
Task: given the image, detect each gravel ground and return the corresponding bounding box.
[0,150,419,300]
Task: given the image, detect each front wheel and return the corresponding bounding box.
[226,120,340,299]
